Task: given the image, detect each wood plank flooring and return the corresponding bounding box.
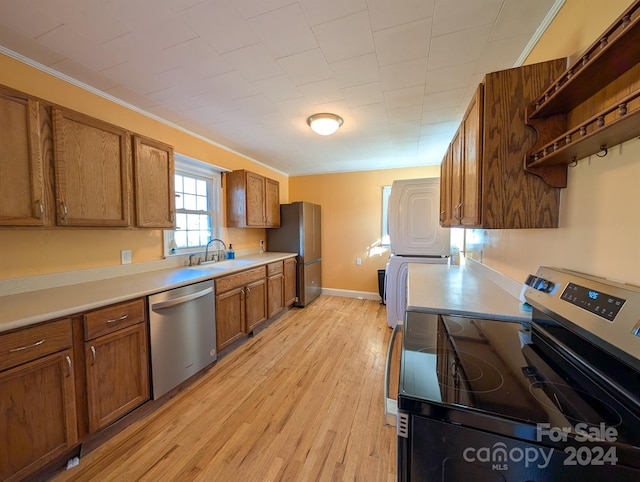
[51,296,397,481]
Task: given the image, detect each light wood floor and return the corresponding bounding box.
[52,296,397,481]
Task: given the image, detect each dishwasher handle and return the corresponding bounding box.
[151,286,213,311]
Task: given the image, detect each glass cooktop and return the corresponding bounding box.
[399,310,640,447]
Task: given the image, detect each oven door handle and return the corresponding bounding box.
[384,323,402,425]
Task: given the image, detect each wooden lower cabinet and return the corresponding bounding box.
[245,279,267,332]
[84,322,150,432]
[284,257,297,307]
[82,299,149,433]
[215,286,246,351]
[267,261,284,318]
[0,348,78,481]
[215,266,268,351]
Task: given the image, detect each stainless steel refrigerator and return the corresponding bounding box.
[267,202,321,307]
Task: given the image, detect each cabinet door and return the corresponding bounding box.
[215,287,245,351]
[245,171,265,227]
[52,107,131,226]
[133,135,175,228]
[0,349,78,481]
[264,177,280,227]
[267,273,284,318]
[283,257,297,307]
[85,323,150,433]
[439,144,452,227]
[245,278,267,332]
[0,89,46,226]
[460,85,483,227]
[450,128,463,226]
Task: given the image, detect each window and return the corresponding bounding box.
[164,154,223,256]
[381,185,391,246]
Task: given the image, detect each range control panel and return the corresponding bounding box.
[560,282,626,322]
[525,267,640,369]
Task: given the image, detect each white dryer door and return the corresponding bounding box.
[388,178,450,256]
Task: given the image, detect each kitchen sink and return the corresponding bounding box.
[187,258,256,272]
[214,259,255,268]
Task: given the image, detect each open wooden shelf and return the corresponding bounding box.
[529,1,640,119]
[524,0,640,188]
[527,90,640,168]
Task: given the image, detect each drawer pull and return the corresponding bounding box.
[90,346,96,365]
[35,200,44,219]
[9,338,45,352]
[106,314,128,324]
[66,355,72,376]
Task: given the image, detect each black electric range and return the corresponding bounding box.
[397,267,640,481]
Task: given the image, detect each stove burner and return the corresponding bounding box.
[417,348,505,394]
[529,381,623,430]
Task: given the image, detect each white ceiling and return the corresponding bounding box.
[0,0,561,176]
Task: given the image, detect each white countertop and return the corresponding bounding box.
[407,263,531,322]
[0,252,296,333]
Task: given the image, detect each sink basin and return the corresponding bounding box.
[187,258,256,271]
[214,259,255,268]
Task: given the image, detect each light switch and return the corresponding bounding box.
[356,258,362,265]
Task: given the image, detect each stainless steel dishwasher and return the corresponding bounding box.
[148,279,216,399]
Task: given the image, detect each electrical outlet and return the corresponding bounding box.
[121,249,132,264]
[356,257,362,265]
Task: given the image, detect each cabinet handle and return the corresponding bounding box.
[106,314,128,324]
[9,338,45,352]
[60,202,68,220]
[35,200,44,219]
[455,202,462,222]
[66,355,72,376]
[241,289,245,299]
[246,286,251,296]
[90,346,96,365]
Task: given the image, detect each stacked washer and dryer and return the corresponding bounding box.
[385,178,450,328]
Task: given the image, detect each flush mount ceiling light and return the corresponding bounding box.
[306,113,344,136]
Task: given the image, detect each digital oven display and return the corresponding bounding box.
[560,282,625,321]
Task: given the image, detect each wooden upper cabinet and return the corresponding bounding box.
[133,135,175,228]
[52,107,131,227]
[245,170,266,227]
[442,85,484,228]
[439,145,451,227]
[265,178,280,227]
[0,88,46,226]
[226,169,280,228]
[439,59,566,229]
[460,85,482,227]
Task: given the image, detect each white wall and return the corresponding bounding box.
[470,138,640,286]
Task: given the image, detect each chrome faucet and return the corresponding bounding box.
[204,238,227,263]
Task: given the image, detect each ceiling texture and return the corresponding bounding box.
[0,0,562,176]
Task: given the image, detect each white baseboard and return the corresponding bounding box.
[322,288,381,301]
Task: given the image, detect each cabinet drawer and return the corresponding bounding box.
[84,298,145,340]
[267,261,283,276]
[215,266,266,294]
[0,318,72,371]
